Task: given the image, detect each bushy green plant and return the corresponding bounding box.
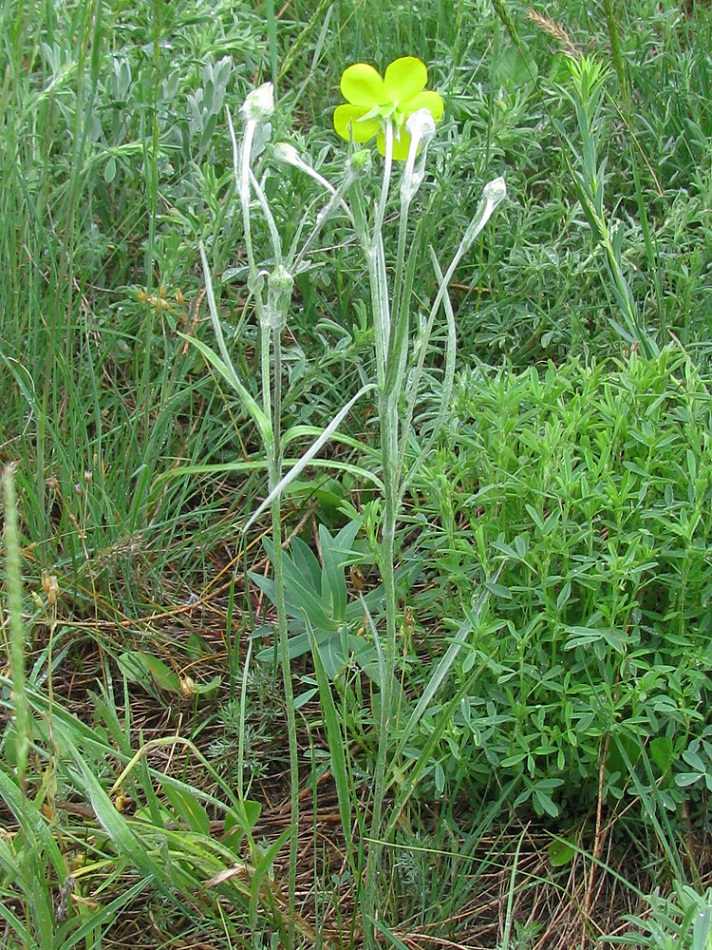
[613,881,712,950]
[406,346,712,816]
[250,521,383,680]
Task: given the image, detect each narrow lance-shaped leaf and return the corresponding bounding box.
[192,242,273,446]
[244,382,376,530]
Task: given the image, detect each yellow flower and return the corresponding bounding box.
[333,56,444,161]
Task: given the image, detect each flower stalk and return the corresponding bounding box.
[192,62,506,948]
[332,61,506,936]
[351,109,437,935]
[231,81,303,938]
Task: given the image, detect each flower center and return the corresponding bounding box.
[379,101,407,128]
[356,99,408,133]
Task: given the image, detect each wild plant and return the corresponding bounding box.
[405,348,712,823]
[190,58,505,940]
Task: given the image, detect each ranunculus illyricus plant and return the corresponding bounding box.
[333,56,444,161]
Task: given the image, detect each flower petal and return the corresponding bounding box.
[384,57,427,102]
[334,104,381,143]
[340,63,385,106]
[377,127,412,161]
[402,90,445,122]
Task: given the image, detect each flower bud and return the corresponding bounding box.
[349,149,372,175]
[269,264,294,296]
[265,264,294,330]
[241,82,274,122]
[273,142,302,166]
[406,108,436,149]
[400,109,437,204]
[461,176,507,249]
[483,176,507,205]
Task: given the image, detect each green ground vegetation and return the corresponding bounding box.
[1,0,712,947]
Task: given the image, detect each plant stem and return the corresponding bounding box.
[361,413,399,942]
[270,491,300,939]
[362,126,402,942]
[233,93,299,942]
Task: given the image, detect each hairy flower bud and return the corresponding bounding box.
[273,142,302,166]
[461,176,507,249]
[349,149,373,175]
[405,108,436,149]
[265,264,294,330]
[400,109,437,204]
[241,82,274,122]
[269,264,294,296]
[482,176,507,206]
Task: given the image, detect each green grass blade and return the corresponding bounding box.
[308,617,354,857]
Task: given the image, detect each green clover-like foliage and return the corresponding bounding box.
[333,56,444,161]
